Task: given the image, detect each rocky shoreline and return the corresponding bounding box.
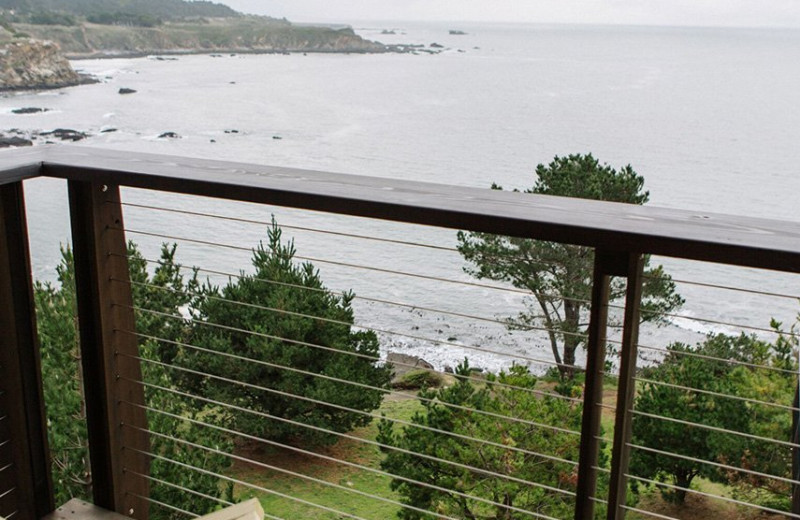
[10,18,389,59]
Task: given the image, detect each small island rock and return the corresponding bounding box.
[12,107,49,114]
[0,136,34,148]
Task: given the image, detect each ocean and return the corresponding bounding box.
[2,22,800,372]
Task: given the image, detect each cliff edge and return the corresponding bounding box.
[0,39,79,90]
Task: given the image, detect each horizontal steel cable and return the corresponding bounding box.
[124,352,582,465]
[125,424,465,520]
[631,409,800,449]
[634,376,799,413]
[128,304,579,396]
[127,446,368,520]
[636,343,798,377]
[121,228,590,308]
[619,505,679,520]
[122,376,561,491]
[120,202,458,253]
[124,469,234,507]
[129,330,580,437]
[124,282,584,370]
[125,471,285,520]
[126,491,198,518]
[589,465,611,475]
[625,473,800,519]
[122,254,585,402]
[126,254,586,343]
[127,328,581,406]
[119,201,601,276]
[634,306,800,339]
[126,400,568,517]
[629,443,800,487]
[644,274,800,301]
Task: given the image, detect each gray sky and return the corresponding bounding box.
[218,0,800,28]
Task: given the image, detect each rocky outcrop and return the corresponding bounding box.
[0,39,80,90]
[386,352,435,382]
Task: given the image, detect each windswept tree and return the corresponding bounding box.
[457,153,683,380]
[182,221,392,447]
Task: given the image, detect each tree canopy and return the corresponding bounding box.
[179,221,392,447]
[377,361,594,519]
[632,330,797,509]
[457,153,683,380]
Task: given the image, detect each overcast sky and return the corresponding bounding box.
[217,0,800,28]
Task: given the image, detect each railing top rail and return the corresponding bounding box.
[2,146,799,272]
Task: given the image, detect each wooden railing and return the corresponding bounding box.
[1,146,799,520]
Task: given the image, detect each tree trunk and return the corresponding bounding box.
[673,471,694,504]
[561,300,582,380]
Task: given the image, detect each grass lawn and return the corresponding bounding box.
[228,396,422,519]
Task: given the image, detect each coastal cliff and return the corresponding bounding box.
[0,39,79,90]
[12,18,387,58]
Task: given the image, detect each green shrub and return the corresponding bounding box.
[392,369,444,390]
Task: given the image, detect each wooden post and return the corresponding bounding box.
[0,182,54,520]
[792,385,800,515]
[68,181,149,519]
[607,254,645,519]
[575,251,627,520]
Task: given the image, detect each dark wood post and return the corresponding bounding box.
[792,385,800,515]
[607,254,645,519]
[0,182,54,520]
[68,181,149,519]
[575,251,628,520]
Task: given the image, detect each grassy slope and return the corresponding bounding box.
[6,17,384,56]
[230,397,422,519]
[222,381,786,520]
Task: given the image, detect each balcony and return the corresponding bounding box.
[1,146,799,520]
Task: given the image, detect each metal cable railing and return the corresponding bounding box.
[10,152,798,520]
[127,331,580,438]
[124,401,565,519]
[121,376,560,490]
[626,474,800,519]
[125,352,581,466]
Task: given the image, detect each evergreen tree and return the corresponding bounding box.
[181,220,392,447]
[377,361,593,519]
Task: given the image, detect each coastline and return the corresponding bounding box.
[64,46,402,61]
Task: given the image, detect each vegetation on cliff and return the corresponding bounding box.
[0,0,386,56]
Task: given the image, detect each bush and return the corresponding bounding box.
[392,369,444,390]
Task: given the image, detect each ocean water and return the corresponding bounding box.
[2,22,800,372]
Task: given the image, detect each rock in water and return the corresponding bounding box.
[0,136,33,148]
[39,129,88,142]
[12,107,49,114]
[158,132,180,139]
[118,88,137,95]
[0,40,80,91]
